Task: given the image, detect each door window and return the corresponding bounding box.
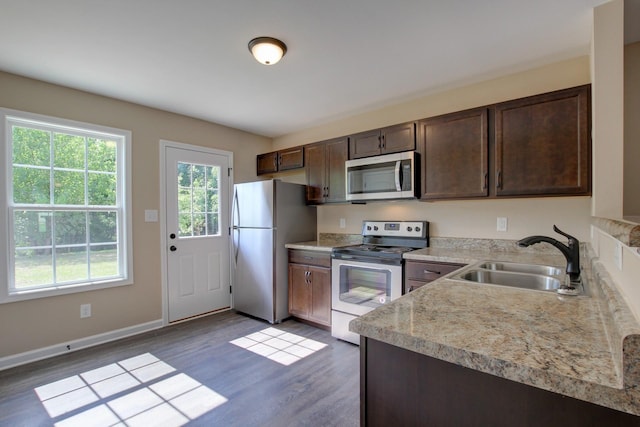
[176,162,221,238]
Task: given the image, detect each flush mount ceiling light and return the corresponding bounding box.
[248,37,287,65]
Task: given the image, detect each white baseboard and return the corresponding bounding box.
[0,319,164,371]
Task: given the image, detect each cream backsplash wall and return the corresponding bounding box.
[317,197,592,242]
[0,71,271,358]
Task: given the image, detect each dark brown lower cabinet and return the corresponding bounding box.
[288,250,331,328]
[361,338,640,427]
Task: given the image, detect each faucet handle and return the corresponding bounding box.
[553,225,579,245]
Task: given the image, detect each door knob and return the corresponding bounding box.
[169,233,176,239]
[170,245,177,252]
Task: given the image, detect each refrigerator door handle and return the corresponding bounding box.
[232,187,240,228]
[233,228,239,265]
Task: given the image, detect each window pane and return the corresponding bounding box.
[207,213,219,236]
[89,212,117,243]
[14,247,53,289]
[193,188,206,213]
[12,126,50,166]
[88,138,117,172]
[54,133,85,169]
[192,165,205,187]
[13,167,50,204]
[208,189,219,213]
[192,213,206,236]
[14,210,51,248]
[178,188,191,212]
[90,245,118,278]
[55,247,88,283]
[179,213,192,236]
[206,166,219,190]
[54,170,85,205]
[177,163,191,187]
[88,173,116,205]
[54,211,86,245]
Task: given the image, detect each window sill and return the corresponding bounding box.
[0,278,134,304]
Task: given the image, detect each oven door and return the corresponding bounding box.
[331,257,402,316]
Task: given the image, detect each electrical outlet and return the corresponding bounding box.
[496,217,508,232]
[339,218,346,229]
[80,303,92,318]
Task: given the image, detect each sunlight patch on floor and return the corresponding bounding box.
[230,327,328,366]
[33,353,227,427]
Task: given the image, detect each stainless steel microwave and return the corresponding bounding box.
[345,151,417,201]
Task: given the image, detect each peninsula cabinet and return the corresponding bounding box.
[419,108,489,200]
[288,250,331,328]
[256,146,304,175]
[305,137,349,204]
[494,85,591,197]
[349,122,415,159]
[361,338,640,427]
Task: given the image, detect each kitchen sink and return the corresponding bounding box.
[476,262,562,277]
[451,260,584,295]
[456,269,563,292]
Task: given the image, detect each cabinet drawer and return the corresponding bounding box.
[405,261,464,282]
[288,250,331,268]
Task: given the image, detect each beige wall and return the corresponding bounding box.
[0,71,271,357]
[273,57,593,241]
[625,42,640,217]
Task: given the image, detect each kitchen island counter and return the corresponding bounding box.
[351,243,640,416]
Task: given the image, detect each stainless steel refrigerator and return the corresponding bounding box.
[231,179,317,323]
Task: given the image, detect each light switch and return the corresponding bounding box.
[145,209,158,222]
[497,217,508,232]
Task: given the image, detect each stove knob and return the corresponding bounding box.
[373,226,379,231]
[415,226,421,232]
[367,226,372,231]
[407,226,413,232]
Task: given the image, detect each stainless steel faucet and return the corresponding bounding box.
[517,225,582,295]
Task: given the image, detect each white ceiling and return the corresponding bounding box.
[0,0,621,138]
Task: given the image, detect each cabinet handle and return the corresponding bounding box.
[496,171,503,189]
[379,135,385,149]
[483,172,488,190]
[423,269,441,275]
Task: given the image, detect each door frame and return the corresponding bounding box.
[159,139,234,325]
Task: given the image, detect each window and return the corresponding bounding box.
[0,109,132,302]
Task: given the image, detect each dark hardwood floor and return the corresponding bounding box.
[0,311,360,427]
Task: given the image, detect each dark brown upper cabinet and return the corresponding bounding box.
[256,146,304,175]
[419,108,489,200]
[494,85,591,197]
[349,122,415,159]
[305,137,349,204]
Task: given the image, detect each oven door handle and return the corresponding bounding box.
[394,160,402,191]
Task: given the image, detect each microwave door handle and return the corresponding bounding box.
[395,160,402,191]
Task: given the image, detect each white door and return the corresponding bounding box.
[165,145,231,322]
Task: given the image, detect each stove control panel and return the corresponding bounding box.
[362,220,428,238]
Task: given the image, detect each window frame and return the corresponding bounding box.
[0,108,133,303]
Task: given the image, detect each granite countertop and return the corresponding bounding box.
[285,233,362,252]
[351,242,640,416]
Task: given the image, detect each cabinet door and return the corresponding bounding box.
[257,152,278,175]
[278,146,304,171]
[289,264,310,317]
[420,109,488,200]
[349,129,382,159]
[308,266,331,326]
[495,85,591,196]
[325,137,349,203]
[305,142,327,204]
[382,122,415,154]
